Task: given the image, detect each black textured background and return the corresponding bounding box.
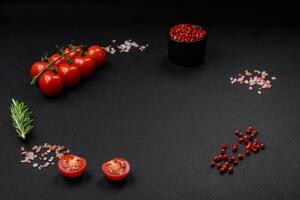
[0,1,299,200]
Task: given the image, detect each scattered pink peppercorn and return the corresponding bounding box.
[246,142,252,149]
[222,143,227,149]
[222,165,229,171]
[244,141,249,146]
[219,167,226,174]
[222,154,228,160]
[245,149,251,156]
[233,160,239,165]
[229,156,237,163]
[210,126,265,175]
[244,135,249,140]
[232,144,238,152]
[214,155,219,162]
[210,161,216,167]
[220,148,226,154]
[238,153,244,160]
[252,148,258,153]
[234,130,240,136]
[228,167,234,174]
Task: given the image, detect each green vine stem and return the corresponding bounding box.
[30,45,84,85]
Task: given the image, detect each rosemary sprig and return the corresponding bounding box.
[10,99,34,140]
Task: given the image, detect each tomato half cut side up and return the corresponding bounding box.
[58,154,87,178]
[102,158,130,181]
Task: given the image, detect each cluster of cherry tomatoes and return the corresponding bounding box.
[57,154,130,181]
[30,45,106,96]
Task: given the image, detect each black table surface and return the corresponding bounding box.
[0,1,299,200]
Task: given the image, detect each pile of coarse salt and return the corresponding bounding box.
[230,69,277,94]
[20,143,71,170]
[104,39,149,54]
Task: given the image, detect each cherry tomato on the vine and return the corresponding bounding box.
[87,45,106,67]
[30,61,48,78]
[49,53,67,66]
[73,56,96,78]
[57,63,81,87]
[58,154,87,178]
[102,158,130,181]
[38,71,64,96]
[64,47,83,59]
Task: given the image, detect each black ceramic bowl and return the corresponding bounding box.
[167,25,207,66]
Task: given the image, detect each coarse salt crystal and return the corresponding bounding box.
[230,68,276,95]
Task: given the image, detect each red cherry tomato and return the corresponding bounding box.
[73,56,96,78]
[57,63,81,87]
[49,53,67,66]
[38,71,64,96]
[102,158,130,181]
[87,45,106,67]
[30,61,48,78]
[64,47,82,59]
[58,154,87,178]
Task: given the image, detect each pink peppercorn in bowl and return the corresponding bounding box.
[168,24,207,66]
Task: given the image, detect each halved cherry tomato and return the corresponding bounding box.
[73,56,96,78]
[87,45,106,67]
[38,71,64,96]
[64,47,83,59]
[102,158,130,181]
[30,61,48,78]
[58,154,87,178]
[49,53,67,66]
[57,63,81,87]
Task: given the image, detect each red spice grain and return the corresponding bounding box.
[232,144,239,152]
[210,161,216,167]
[169,24,206,43]
[210,126,266,175]
[228,167,234,174]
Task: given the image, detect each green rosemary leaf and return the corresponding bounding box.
[10,98,34,140]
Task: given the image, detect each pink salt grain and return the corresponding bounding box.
[230,69,276,95]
